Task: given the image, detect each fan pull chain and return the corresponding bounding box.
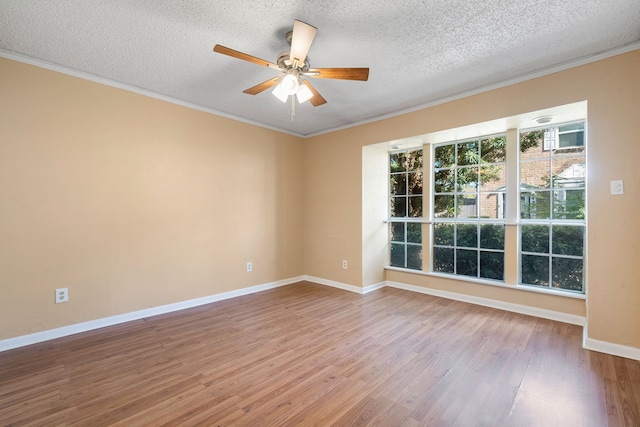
[291,96,296,123]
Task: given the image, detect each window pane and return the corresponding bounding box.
[480,224,504,250]
[390,222,405,243]
[389,149,423,271]
[520,130,546,159]
[521,254,549,287]
[520,160,550,187]
[390,174,406,196]
[457,224,477,248]
[557,127,584,148]
[552,226,583,256]
[552,257,583,291]
[558,122,585,133]
[520,190,551,220]
[456,249,478,277]
[433,247,454,273]
[552,158,585,188]
[522,225,549,254]
[480,164,505,192]
[407,245,422,270]
[408,172,423,195]
[390,153,407,173]
[479,192,504,219]
[456,167,479,191]
[481,136,506,162]
[434,195,455,218]
[434,169,455,193]
[391,197,406,217]
[408,150,423,171]
[456,194,478,219]
[433,223,454,246]
[480,251,504,280]
[407,222,422,244]
[458,141,479,166]
[408,196,423,217]
[518,122,586,294]
[434,145,455,169]
[390,243,405,267]
[553,189,585,220]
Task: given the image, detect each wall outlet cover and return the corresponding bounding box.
[56,287,68,303]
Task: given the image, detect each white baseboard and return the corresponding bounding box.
[0,276,304,352]
[362,281,386,294]
[385,280,586,326]
[302,275,385,294]
[5,275,638,362]
[303,275,365,294]
[583,327,640,361]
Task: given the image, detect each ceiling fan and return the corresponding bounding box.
[213,20,369,107]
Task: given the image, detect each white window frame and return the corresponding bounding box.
[518,120,586,294]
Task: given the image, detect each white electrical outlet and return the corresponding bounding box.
[56,287,68,303]
[342,260,348,269]
[246,262,253,272]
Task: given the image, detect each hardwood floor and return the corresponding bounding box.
[1,281,639,426]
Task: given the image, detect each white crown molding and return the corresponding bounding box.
[305,42,640,138]
[0,49,305,138]
[0,276,303,353]
[3,43,638,139]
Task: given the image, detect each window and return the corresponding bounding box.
[389,149,423,270]
[384,107,586,296]
[543,122,585,150]
[432,136,506,280]
[520,122,586,292]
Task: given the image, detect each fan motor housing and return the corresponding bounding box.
[277,51,310,72]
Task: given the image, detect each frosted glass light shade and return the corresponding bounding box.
[296,83,313,103]
[272,83,289,102]
[280,74,299,95]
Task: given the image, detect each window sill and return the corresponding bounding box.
[384,266,587,300]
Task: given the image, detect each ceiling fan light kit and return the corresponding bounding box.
[213,19,369,110]
[295,83,314,103]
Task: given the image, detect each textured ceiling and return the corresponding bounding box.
[1,1,639,137]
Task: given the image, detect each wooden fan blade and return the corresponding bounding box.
[289,20,317,66]
[243,77,281,95]
[302,80,327,107]
[213,44,278,68]
[306,68,369,81]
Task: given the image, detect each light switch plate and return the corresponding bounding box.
[610,180,624,195]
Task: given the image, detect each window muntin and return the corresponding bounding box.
[389,149,423,270]
[432,135,506,281]
[519,121,586,293]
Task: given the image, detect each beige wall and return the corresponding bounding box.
[2,50,639,352]
[0,58,304,340]
[304,50,640,349]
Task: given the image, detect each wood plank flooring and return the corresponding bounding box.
[1,281,639,426]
